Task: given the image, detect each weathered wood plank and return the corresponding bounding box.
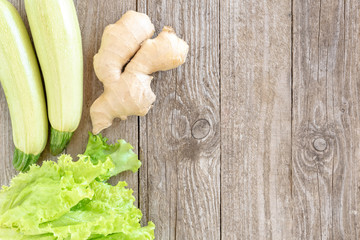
[66,0,139,199]
[220,0,292,239]
[138,0,221,239]
[292,0,360,238]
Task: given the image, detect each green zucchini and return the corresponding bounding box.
[25,0,83,155]
[0,0,48,171]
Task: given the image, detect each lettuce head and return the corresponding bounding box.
[0,133,154,240]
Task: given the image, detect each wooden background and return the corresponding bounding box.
[1,0,360,239]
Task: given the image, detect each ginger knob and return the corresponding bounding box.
[91,11,189,134]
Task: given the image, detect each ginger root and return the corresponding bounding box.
[91,11,189,134]
[93,11,155,85]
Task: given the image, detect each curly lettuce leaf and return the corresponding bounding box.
[0,155,114,233]
[0,134,154,240]
[35,181,154,239]
[83,133,141,179]
[0,228,55,240]
[88,222,155,240]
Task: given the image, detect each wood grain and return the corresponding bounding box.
[293,0,360,239]
[137,0,221,239]
[1,0,360,239]
[220,0,292,239]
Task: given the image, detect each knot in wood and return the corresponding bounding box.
[191,119,210,139]
[313,138,327,151]
[313,137,327,152]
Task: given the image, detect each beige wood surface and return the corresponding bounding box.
[292,0,360,239]
[220,0,292,239]
[137,1,220,239]
[0,0,360,239]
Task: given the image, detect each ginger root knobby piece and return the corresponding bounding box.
[91,11,189,134]
[93,11,155,85]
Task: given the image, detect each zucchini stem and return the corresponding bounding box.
[13,148,40,172]
[50,127,74,155]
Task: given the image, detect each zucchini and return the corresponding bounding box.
[0,0,48,171]
[25,0,83,155]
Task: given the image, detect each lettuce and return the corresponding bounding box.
[83,133,141,180]
[0,228,56,240]
[0,133,154,240]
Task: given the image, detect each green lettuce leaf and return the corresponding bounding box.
[35,181,153,239]
[0,155,113,232]
[0,134,155,240]
[0,228,56,240]
[88,222,155,240]
[83,133,141,180]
